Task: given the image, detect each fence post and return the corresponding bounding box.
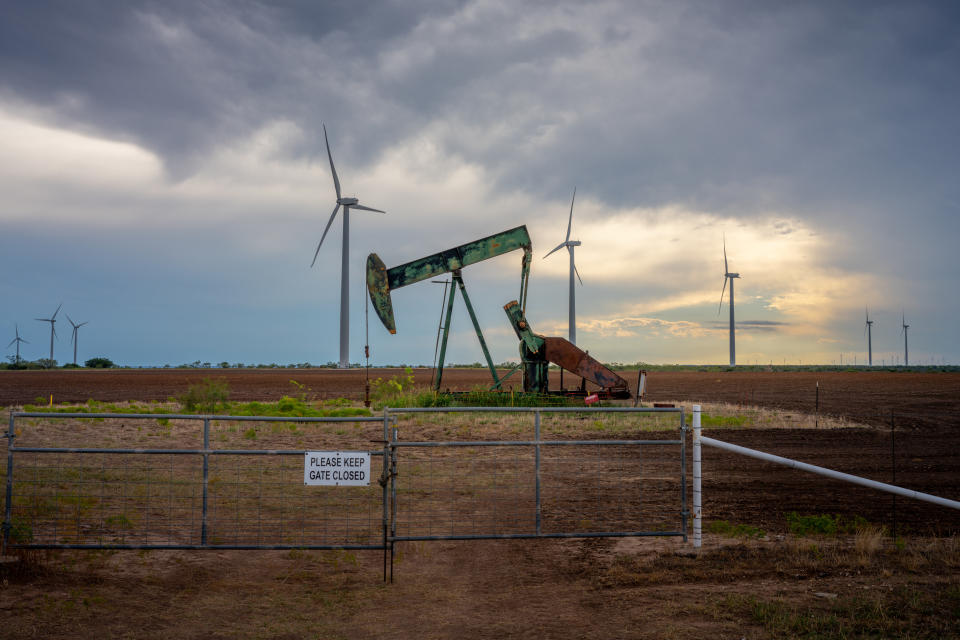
[2,413,15,556]
[815,381,819,428]
[890,409,897,540]
[201,417,210,546]
[534,409,541,536]
[692,405,702,549]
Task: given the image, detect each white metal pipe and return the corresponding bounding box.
[692,405,702,548]
[701,436,960,511]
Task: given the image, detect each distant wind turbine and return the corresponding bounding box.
[310,124,385,369]
[66,315,89,366]
[864,308,874,367]
[901,311,909,366]
[34,303,62,361]
[543,187,583,345]
[718,237,740,366]
[7,324,28,363]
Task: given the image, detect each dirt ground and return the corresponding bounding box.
[1,369,958,638]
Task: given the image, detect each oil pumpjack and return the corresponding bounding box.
[366,225,631,399]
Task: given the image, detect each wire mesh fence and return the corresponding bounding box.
[3,413,389,550]
[385,407,687,541]
[3,407,688,554]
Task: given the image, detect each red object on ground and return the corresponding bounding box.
[584,393,600,405]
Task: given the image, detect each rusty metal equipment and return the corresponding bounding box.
[366,225,632,398]
[503,301,631,398]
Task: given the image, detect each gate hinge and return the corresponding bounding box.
[377,468,396,488]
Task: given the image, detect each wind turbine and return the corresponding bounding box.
[901,311,909,366]
[543,187,582,345]
[66,315,89,365]
[718,237,740,366]
[7,324,28,363]
[310,124,385,369]
[35,303,62,361]
[864,308,874,367]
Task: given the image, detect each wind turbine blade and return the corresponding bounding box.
[52,303,62,320]
[323,124,341,199]
[6,337,15,348]
[718,277,727,314]
[574,263,583,286]
[66,313,76,328]
[723,235,728,274]
[565,187,576,242]
[311,203,341,267]
[543,242,566,259]
[79,321,89,327]
[351,204,385,213]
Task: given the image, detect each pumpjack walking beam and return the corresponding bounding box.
[367,226,533,391]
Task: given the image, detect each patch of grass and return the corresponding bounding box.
[721,585,960,639]
[786,512,870,537]
[707,519,766,539]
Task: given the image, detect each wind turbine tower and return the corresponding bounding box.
[8,324,28,363]
[310,125,385,369]
[543,187,583,345]
[718,237,740,366]
[901,312,909,366]
[34,303,62,361]
[864,308,874,367]
[67,315,89,366]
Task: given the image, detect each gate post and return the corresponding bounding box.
[2,414,15,556]
[692,405,702,549]
[382,408,391,582]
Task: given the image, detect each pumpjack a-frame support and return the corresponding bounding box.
[432,269,501,391]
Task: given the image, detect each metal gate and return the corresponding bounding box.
[3,407,686,561]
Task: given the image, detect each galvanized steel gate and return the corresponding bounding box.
[3,407,687,575]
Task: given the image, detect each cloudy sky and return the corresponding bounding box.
[2,0,958,367]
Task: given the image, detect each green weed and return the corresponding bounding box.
[707,519,766,539]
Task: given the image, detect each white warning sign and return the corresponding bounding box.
[304,451,371,486]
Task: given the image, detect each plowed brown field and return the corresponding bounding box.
[1,369,958,638]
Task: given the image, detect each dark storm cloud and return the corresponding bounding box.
[3,0,959,278]
[3,0,958,220]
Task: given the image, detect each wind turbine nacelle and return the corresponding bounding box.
[338,197,359,206]
[567,240,582,247]
[726,272,740,278]
[366,253,396,334]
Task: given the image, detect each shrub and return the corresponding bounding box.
[786,512,870,537]
[707,519,765,538]
[178,378,230,413]
[85,357,115,368]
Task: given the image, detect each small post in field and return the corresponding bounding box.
[692,405,702,549]
[815,381,819,428]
